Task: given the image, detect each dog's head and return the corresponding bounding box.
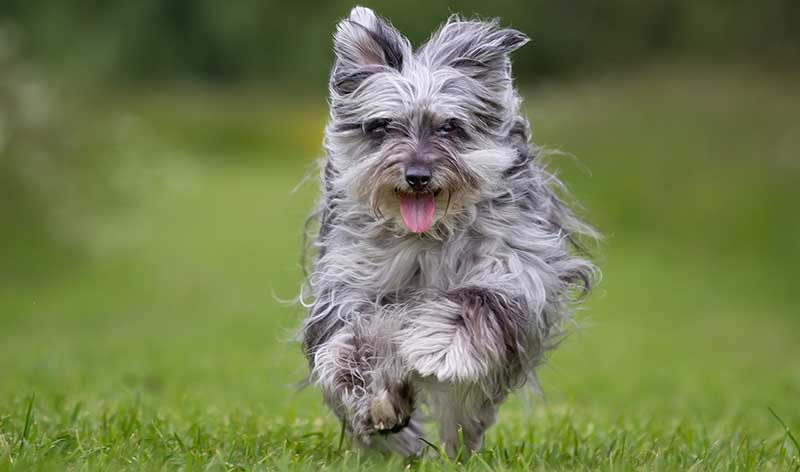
[324,7,529,235]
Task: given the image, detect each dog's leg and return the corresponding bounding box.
[304,308,420,447]
[371,415,426,457]
[396,286,536,457]
[399,287,538,387]
[309,326,376,443]
[428,386,502,457]
[368,376,415,434]
[438,401,498,457]
[368,337,427,457]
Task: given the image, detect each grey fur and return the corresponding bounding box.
[300,6,598,457]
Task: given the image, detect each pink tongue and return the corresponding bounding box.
[399,193,436,233]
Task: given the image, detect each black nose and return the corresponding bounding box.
[405,166,431,191]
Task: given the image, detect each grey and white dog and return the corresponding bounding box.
[300,6,597,457]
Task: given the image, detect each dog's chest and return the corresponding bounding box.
[374,237,477,292]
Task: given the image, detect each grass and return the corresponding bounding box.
[1,65,799,470]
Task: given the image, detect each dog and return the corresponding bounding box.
[300,6,597,457]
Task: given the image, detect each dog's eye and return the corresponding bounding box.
[436,119,461,136]
[364,118,392,137]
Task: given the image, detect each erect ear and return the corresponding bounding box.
[330,6,410,95]
[419,18,528,88]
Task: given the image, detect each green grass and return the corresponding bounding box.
[1,66,800,470]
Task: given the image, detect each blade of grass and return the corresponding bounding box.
[768,407,800,455]
[418,436,441,455]
[454,426,465,462]
[17,393,35,453]
[337,420,346,452]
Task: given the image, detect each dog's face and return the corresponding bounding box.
[325,7,529,234]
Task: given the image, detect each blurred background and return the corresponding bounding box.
[1,0,799,463]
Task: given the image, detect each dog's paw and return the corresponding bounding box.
[402,340,489,383]
[346,384,414,443]
[399,311,492,383]
[348,403,376,445]
[369,383,414,434]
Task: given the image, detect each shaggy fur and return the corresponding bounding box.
[300,7,598,457]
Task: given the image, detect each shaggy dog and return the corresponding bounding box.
[300,6,597,457]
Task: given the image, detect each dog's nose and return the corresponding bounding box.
[405,166,431,191]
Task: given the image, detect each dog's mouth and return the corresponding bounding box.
[394,188,439,233]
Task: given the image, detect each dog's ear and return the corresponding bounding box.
[330,6,410,95]
[420,18,528,90]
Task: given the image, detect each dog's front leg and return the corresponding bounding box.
[400,286,539,387]
[305,324,375,443]
[428,388,504,457]
[302,305,421,454]
[399,287,535,456]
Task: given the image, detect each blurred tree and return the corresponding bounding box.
[1,0,798,89]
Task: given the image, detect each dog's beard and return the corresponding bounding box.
[333,145,520,235]
[345,156,472,234]
[361,181,459,234]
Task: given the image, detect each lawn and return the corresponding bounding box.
[1,66,799,470]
